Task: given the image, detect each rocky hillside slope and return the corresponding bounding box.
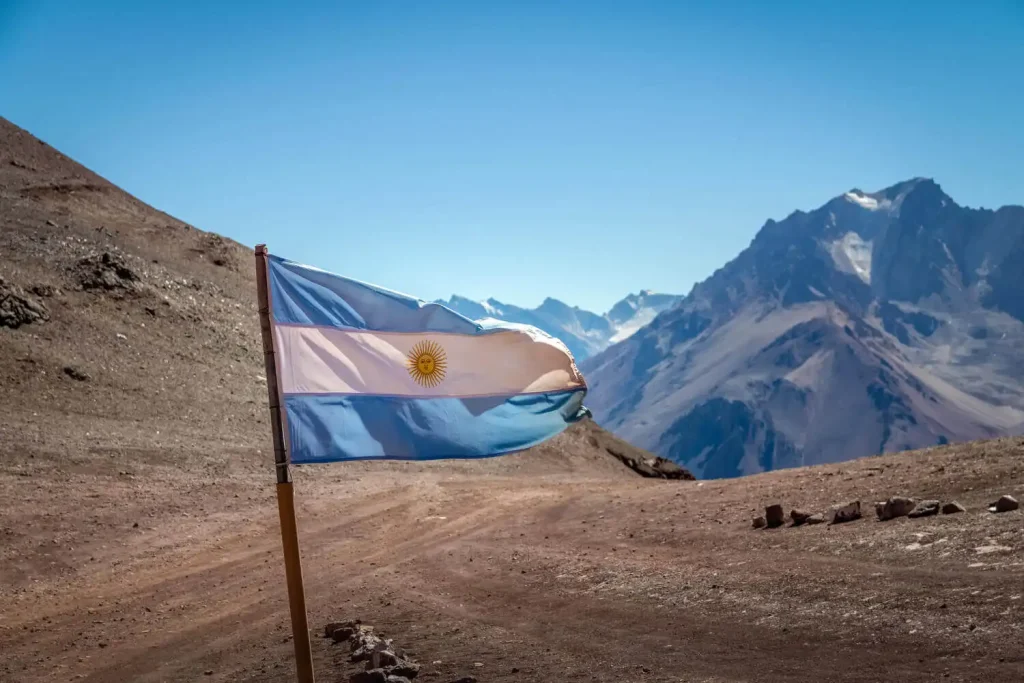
[583,179,1024,478]
[0,116,665,478]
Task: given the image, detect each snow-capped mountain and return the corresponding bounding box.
[437,291,682,360]
[582,178,1024,478]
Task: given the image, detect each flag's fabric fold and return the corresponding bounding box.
[266,254,589,463]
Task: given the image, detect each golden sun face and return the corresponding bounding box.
[406,340,448,388]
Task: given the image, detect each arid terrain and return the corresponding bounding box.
[1,117,1022,682]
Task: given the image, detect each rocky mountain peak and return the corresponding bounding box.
[583,179,1024,479]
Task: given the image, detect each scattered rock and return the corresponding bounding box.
[790,510,812,526]
[370,649,400,669]
[386,660,420,678]
[830,501,862,524]
[325,620,361,642]
[75,252,141,292]
[806,514,825,525]
[752,516,766,529]
[765,504,785,528]
[351,630,389,663]
[448,678,477,683]
[876,496,916,521]
[204,671,213,676]
[63,365,90,382]
[908,500,940,518]
[0,277,49,328]
[941,501,966,515]
[29,284,60,298]
[989,495,1019,513]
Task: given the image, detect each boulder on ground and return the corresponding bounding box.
[350,626,390,662]
[908,500,940,518]
[752,516,766,529]
[386,660,420,679]
[876,496,916,521]
[830,501,862,524]
[326,619,363,642]
[941,501,966,515]
[63,365,90,382]
[989,495,1019,513]
[790,510,813,526]
[765,504,785,528]
[806,514,825,525]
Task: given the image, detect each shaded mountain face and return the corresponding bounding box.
[438,290,682,360]
[0,117,661,476]
[582,178,1024,478]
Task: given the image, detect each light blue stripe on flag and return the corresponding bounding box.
[269,255,485,333]
[284,390,587,463]
[266,254,590,463]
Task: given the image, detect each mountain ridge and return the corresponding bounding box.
[583,178,1024,478]
[436,289,682,360]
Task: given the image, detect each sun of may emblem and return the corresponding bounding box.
[406,339,448,388]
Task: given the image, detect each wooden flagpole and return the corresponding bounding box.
[255,244,316,683]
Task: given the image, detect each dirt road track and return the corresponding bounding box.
[2,442,1023,683]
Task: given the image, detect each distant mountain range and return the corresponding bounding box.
[437,290,682,360]
[582,178,1024,478]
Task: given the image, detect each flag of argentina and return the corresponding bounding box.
[265,254,590,464]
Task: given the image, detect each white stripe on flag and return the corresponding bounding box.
[274,324,584,397]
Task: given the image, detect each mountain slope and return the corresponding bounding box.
[438,290,681,360]
[583,179,1024,478]
[0,116,657,477]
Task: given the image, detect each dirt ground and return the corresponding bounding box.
[2,433,1022,683]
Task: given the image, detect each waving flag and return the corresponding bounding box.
[264,253,590,464]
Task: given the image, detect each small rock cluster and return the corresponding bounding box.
[326,620,482,683]
[325,620,420,683]
[754,493,1019,529]
[75,252,141,293]
[606,446,695,480]
[0,277,49,329]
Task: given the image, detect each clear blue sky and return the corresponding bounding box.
[2,1,1022,313]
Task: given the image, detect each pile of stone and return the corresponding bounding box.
[325,620,421,683]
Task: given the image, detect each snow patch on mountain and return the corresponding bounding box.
[828,232,873,283]
[844,189,894,213]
